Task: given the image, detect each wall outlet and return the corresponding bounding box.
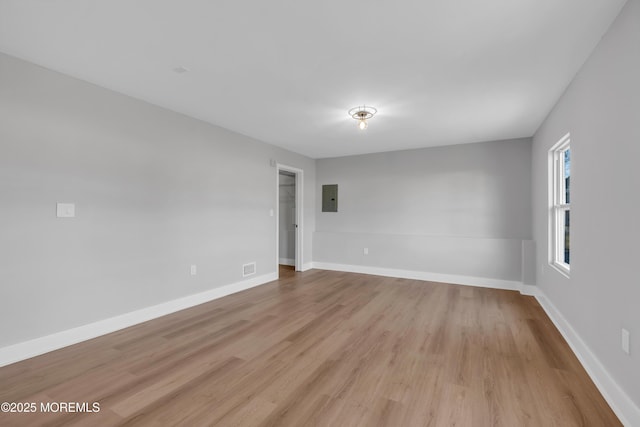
[190,265,197,276]
[622,328,630,355]
[363,248,369,255]
[56,203,76,218]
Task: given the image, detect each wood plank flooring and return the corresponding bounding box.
[0,266,621,426]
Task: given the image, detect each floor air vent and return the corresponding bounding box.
[243,262,256,277]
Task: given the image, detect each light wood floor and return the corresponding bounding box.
[0,266,621,426]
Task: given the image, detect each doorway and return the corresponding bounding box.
[276,164,303,274]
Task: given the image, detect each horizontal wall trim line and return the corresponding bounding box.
[313,231,528,241]
[0,272,278,368]
[533,290,640,427]
[311,262,535,294]
[278,258,295,266]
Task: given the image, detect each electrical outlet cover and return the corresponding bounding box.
[622,328,630,354]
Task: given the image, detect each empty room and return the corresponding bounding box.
[0,0,638,426]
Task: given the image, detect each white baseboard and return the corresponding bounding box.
[311,262,529,293]
[301,262,314,272]
[533,290,640,427]
[519,283,538,296]
[0,272,277,368]
[278,258,295,266]
[4,263,635,426]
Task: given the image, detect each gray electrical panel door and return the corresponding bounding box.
[322,184,338,212]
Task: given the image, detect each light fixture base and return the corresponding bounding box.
[348,106,377,121]
[348,105,377,130]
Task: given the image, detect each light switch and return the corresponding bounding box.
[56,203,75,218]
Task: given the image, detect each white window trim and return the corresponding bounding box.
[548,133,570,277]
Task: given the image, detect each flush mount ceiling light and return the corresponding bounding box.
[348,106,377,130]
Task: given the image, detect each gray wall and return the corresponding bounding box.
[314,138,532,281]
[532,0,640,407]
[0,52,315,348]
[278,173,295,263]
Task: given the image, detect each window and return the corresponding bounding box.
[549,133,570,275]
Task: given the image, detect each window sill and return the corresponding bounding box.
[550,262,570,279]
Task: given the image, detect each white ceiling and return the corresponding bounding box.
[0,0,627,158]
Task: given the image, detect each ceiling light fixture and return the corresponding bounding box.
[348,106,377,130]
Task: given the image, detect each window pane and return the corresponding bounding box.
[564,210,570,264]
[564,149,570,203]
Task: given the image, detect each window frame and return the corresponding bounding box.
[549,133,571,277]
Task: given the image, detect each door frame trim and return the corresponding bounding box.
[276,164,304,273]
